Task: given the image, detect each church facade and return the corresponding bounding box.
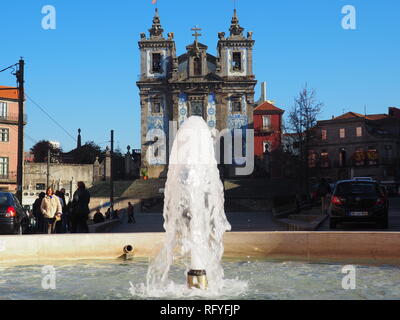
[137,9,257,178]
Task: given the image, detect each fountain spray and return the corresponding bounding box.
[146,116,231,293]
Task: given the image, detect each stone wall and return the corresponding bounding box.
[22,162,95,206]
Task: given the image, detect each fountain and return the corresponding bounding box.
[1,119,400,300]
[146,116,232,294]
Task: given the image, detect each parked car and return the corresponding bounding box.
[0,192,30,235]
[329,180,389,229]
[353,177,374,182]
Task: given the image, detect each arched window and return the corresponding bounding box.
[194,57,202,75]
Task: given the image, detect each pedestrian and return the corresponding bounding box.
[112,209,119,220]
[93,209,105,224]
[55,190,66,233]
[105,208,111,220]
[33,192,46,233]
[58,188,70,233]
[40,187,63,234]
[316,178,332,214]
[127,202,136,224]
[70,181,91,233]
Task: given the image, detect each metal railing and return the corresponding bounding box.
[0,171,17,183]
[0,113,28,123]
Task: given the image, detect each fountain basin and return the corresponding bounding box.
[0,258,400,300]
[1,232,400,266]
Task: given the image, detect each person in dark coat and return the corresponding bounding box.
[55,190,66,233]
[127,202,136,224]
[105,208,111,220]
[316,178,332,214]
[70,181,91,233]
[32,192,46,233]
[93,209,105,224]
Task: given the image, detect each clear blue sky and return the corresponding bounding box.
[1,0,399,152]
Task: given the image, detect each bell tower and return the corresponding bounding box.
[138,8,176,80]
[217,9,255,78]
[137,9,176,177]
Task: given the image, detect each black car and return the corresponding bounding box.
[0,192,30,235]
[329,180,389,229]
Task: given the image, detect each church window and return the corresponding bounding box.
[232,52,242,71]
[232,97,242,113]
[191,101,203,117]
[152,100,161,114]
[152,53,162,73]
[194,57,202,76]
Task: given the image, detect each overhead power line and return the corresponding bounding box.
[25,93,77,143]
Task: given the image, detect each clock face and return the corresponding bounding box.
[191,101,203,117]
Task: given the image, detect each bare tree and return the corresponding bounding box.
[287,84,323,195]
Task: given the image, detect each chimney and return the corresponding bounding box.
[389,106,400,118]
[261,82,267,103]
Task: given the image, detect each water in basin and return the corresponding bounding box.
[1,259,399,300]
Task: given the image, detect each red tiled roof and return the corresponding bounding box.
[254,101,284,113]
[0,86,19,100]
[333,112,389,121]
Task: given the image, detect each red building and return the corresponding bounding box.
[0,86,20,191]
[254,100,284,157]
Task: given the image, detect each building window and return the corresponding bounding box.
[152,100,161,114]
[232,52,242,71]
[367,146,378,166]
[354,148,365,166]
[0,157,9,178]
[308,150,317,168]
[356,127,362,137]
[152,53,162,73]
[232,97,242,113]
[320,151,329,168]
[193,57,202,76]
[385,145,393,161]
[262,116,271,130]
[0,102,7,119]
[339,149,346,167]
[321,129,327,141]
[191,101,203,117]
[340,128,345,139]
[0,128,9,142]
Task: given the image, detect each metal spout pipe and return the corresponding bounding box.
[187,269,208,290]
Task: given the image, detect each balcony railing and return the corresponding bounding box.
[254,127,274,135]
[0,172,17,183]
[0,113,28,123]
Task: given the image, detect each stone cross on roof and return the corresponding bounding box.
[191,26,202,45]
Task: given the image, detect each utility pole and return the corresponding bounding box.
[16,58,24,203]
[47,149,51,188]
[110,130,114,213]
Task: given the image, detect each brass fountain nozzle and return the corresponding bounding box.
[187,269,208,290]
